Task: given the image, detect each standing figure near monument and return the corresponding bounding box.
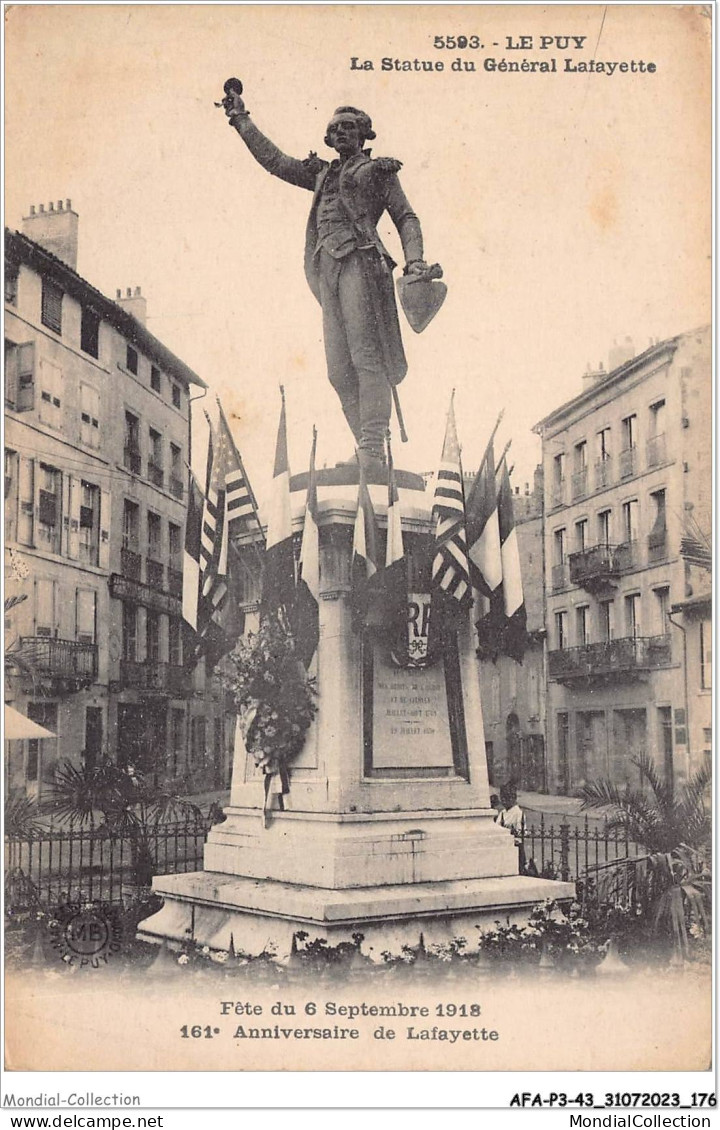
[224,87,436,474]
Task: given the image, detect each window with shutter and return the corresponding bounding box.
[17,343,35,410]
[123,499,139,550]
[555,610,568,650]
[26,702,57,783]
[35,578,57,637]
[5,340,18,407]
[78,481,100,565]
[5,449,18,542]
[700,620,712,689]
[122,602,137,660]
[126,344,138,375]
[80,308,100,358]
[41,279,63,333]
[624,593,641,638]
[18,458,35,545]
[148,510,162,559]
[76,588,97,644]
[5,341,35,411]
[37,464,61,552]
[5,263,19,305]
[148,428,163,486]
[80,383,100,448]
[38,360,62,428]
[124,411,141,473]
[38,490,57,526]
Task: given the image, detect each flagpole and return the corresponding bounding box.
[484,408,505,459]
[494,438,512,475]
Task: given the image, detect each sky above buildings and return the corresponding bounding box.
[5,4,710,506]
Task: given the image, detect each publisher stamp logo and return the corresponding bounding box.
[49,903,122,968]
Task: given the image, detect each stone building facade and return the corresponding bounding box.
[5,204,233,799]
[533,326,710,794]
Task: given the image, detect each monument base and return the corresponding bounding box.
[138,870,575,963]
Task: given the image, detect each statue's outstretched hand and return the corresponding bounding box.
[224,89,247,122]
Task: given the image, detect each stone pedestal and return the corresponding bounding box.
[139,466,573,958]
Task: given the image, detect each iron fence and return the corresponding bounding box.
[5,818,212,911]
[5,815,643,913]
[522,815,642,883]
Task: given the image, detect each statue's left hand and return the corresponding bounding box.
[405,259,429,276]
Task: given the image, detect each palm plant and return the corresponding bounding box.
[4,795,45,838]
[580,753,711,958]
[49,760,204,886]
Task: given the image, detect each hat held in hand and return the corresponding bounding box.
[396,263,447,333]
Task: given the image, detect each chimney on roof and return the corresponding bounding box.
[608,335,635,372]
[115,285,147,326]
[582,359,606,391]
[22,199,79,270]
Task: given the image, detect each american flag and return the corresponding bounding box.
[431,393,471,608]
[200,402,262,632]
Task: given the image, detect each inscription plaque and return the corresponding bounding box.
[362,596,470,779]
[372,650,454,770]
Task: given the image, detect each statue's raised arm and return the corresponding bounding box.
[223,82,443,473]
[224,84,317,190]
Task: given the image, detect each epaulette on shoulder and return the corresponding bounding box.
[302,151,325,177]
[372,157,403,176]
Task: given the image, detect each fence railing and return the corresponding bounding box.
[521,815,642,883]
[5,814,642,914]
[4,818,213,911]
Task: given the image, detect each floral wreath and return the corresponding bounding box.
[222,616,318,822]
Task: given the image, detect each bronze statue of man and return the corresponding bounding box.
[225,89,433,474]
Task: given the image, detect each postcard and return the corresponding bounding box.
[3,3,712,1089]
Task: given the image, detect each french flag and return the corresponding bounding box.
[261,387,296,623]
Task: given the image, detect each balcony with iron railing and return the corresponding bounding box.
[646,433,667,469]
[148,460,164,489]
[614,539,638,571]
[121,545,141,581]
[118,659,190,694]
[548,634,672,683]
[568,541,636,590]
[594,456,613,490]
[571,467,588,501]
[110,573,182,617]
[124,446,141,475]
[619,445,637,480]
[19,636,98,687]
